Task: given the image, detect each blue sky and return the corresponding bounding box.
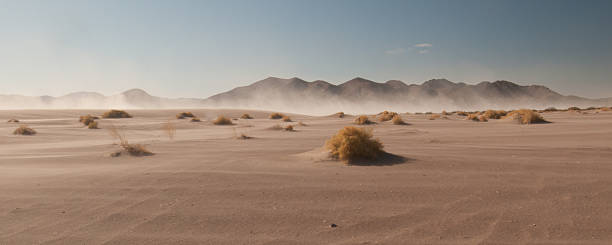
[1,0,611,98]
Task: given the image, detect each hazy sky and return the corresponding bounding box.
[1,0,611,98]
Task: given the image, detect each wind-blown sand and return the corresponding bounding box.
[1,109,612,244]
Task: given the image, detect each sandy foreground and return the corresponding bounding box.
[1,109,612,244]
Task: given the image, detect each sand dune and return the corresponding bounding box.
[1,109,612,244]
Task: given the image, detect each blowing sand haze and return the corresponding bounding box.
[2,1,612,244]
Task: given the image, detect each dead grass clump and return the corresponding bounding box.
[161,121,176,140]
[213,115,234,125]
[378,111,398,122]
[325,126,383,163]
[392,115,407,125]
[567,107,581,111]
[483,110,507,119]
[467,113,488,122]
[456,111,468,116]
[13,125,36,135]
[108,125,153,157]
[504,109,549,124]
[334,112,345,118]
[441,110,450,116]
[284,125,295,131]
[354,115,374,125]
[191,117,201,122]
[176,112,195,119]
[429,114,441,120]
[269,112,285,119]
[102,110,132,118]
[79,115,99,126]
[240,113,253,119]
[282,115,292,122]
[7,119,19,123]
[87,121,99,129]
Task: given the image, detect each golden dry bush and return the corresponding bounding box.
[333,112,345,118]
[13,125,36,135]
[269,112,284,119]
[240,113,253,119]
[504,109,549,124]
[325,126,383,163]
[87,121,99,129]
[429,114,441,120]
[191,117,201,122]
[213,115,234,125]
[282,115,292,122]
[599,107,610,112]
[79,115,99,126]
[176,112,195,119]
[377,111,398,122]
[102,110,132,118]
[7,119,19,123]
[161,121,176,140]
[108,125,153,157]
[354,115,374,125]
[483,110,507,119]
[467,113,488,122]
[284,125,295,131]
[456,111,468,116]
[441,110,450,116]
[391,115,407,125]
[567,107,581,111]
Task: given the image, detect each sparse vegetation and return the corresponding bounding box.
[567,107,581,111]
[7,119,19,123]
[79,115,99,126]
[378,111,398,122]
[504,109,549,124]
[599,107,610,112]
[441,110,450,116]
[108,125,153,157]
[333,112,345,118]
[543,107,558,112]
[191,117,201,122]
[268,124,283,130]
[13,125,36,135]
[354,115,374,125]
[176,112,195,119]
[391,115,407,125]
[102,110,132,118]
[483,110,507,119]
[240,113,253,119]
[456,111,468,116]
[269,112,285,119]
[213,115,234,125]
[161,121,176,140]
[284,125,295,131]
[467,113,488,122]
[325,126,383,163]
[282,115,292,122]
[87,121,99,129]
[429,114,441,120]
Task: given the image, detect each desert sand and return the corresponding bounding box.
[1,109,612,244]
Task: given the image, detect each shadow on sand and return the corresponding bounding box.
[348,152,412,166]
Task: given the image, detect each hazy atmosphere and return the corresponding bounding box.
[1,0,611,98]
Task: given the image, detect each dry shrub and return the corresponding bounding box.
[567,107,581,111]
[456,111,468,116]
[284,125,295,131]
[13,125,36,135]
[504,109,549,124]
[483,110,507,119]
[102,110,132,118]
[161,121,176,140]
[176,112,195,119]
[79,115,99,126]
[429,114,441,120]
[108,125,153,157]
[191,117,201,122]
[282,115,292,122]
[425,112,433,115]
[354,115,374,125]
[325,126,383,163]
[269,112,285,119]
[378,111,398,122]
[467,113,488,122]
[392,115,407,125]
[7,119,19,123]
[599,107,610,112]
[240,113,253,119]
[87,121,99,129]
[441,110,450,115]
[544,107,558,112]
[333,112,345,118]
[213,115,234,125]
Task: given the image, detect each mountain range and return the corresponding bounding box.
[2,77,610,115]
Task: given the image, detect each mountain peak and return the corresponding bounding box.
[122,88,151,97]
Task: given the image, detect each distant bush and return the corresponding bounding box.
[333,112,345,118]
[87,121,99,129]
[191,117,201,122]
[567,107,581,111]
[543,107,558,112]
[483,110,507,119]
[441,110,450,115]
[240,113,253,119]
[325,126,383,163]
[213,115,234,125]
[284,125,295,131]
[269,112,285,119]
[7,119,19,123]
[391,115,407,125]
[176,112,195,119]
[79,115,99,126]
[282,115,292,122]
[429,114,441,120]
[467,113,488,122]
[102,110,132,118]
[354,115,374,125]
[504,109,549,124]
[108,126,153,157]
[378,111,398,122]
[456,111,468,116]
[13,125,37,135]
